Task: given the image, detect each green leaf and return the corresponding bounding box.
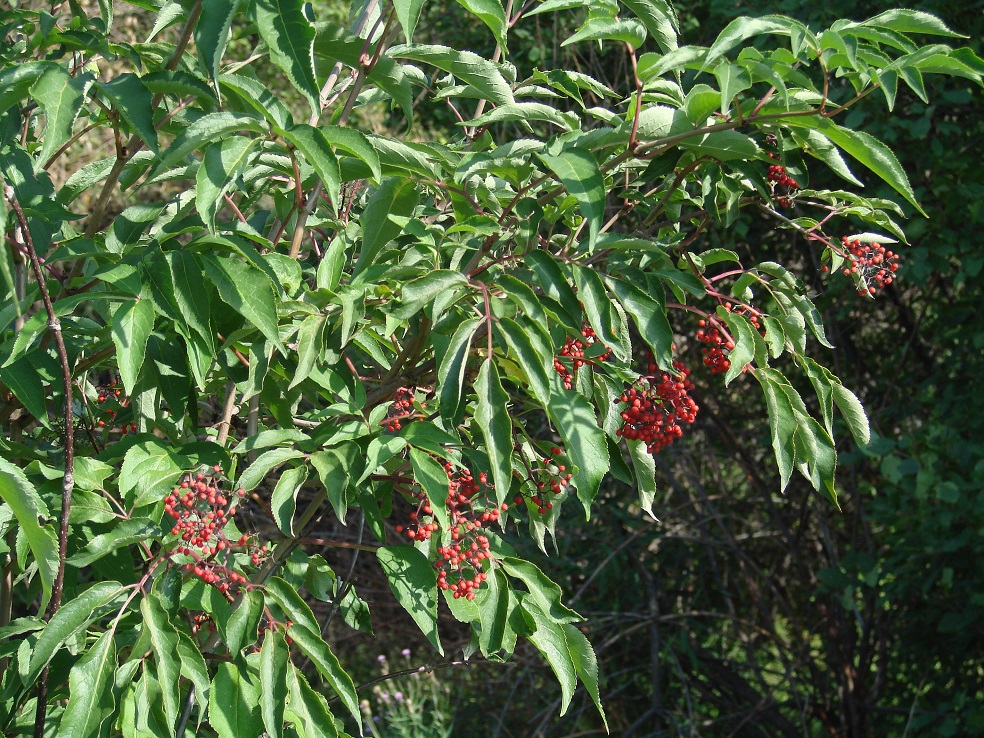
[155,112,266,172]
[353,177,419,276]
[290,313,327,389]
[546,389,609,517]
[618,0,678,52]
[832,383,871,447]
[563,17,647,48]
[218,73,294,132]
[286,665,339,738]
[223,588,264,654]
[392,270,469,319]
[238,447,306,492]
[264,576,321,634]
[0,61,52,113]
[196,136,257,231]
[628,439,658,518]
[716,307,758,385]
[27,582,126,686]
[496,317,552,405]
[783,119,925,216]
[562,622,607,729]
[409,448,451,534]
[501,557,580,624]
[284,123,341,209]
[141,595,182,733]
[31,66,90,169]
[790,128,863,186]
[574,265,630,361]
[474,360,513,506]
[175,630,211,721]
[437,316,482,424]
[609,277,673,370]
[98,74,159,153]
[475,566,512,656]
[756,369,797,491]
[357,435,409,484]
[260,630,289,738]
[390,44,515,106]
[67,518,160,567]
[166,250,214,349]
[454,0,507,49]
[203,253,285,351]
[394,0,426,40]
[111,298,155,395]
[196,0,244,83]
[319,124,382,182]
[0,458,58,610]
[377,545,443,654]
[209,662,263,738]
[57,628,117,738]
[862,8,963,37]
[703,16,798,69]
[309,448,350,521]
[251,0,320,112]
[525,250,581,328]
[285,624,360,725]
[520,597,577,714]
[271,463,308,535]
[537,148,605,248]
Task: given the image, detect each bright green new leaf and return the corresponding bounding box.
[196,136,257,231]
[31,66,91,169]
[619,0,679,52]
[390,44,515,106]
[393,0,426,40]
[437,316,482,424]
[271,463,308,535]
[196,0,244,83]
[454,0,507,49]
[141,595,182,732]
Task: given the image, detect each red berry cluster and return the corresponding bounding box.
[164,466,264,597]
[383,387,418,432]
[191,613,215,635]
[615,361,698,454]
[396,462,502,600]
[766,153,799,207]
[514,446,572,515]
[554,324,611,390]
[840,236,900,295]
[696,320,733,375]
[95,385,137,435]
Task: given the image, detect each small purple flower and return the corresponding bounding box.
[394,691,404,701]
[401,648,411,657]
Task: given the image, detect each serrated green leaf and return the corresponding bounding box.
[284,123,341,209]
[252,0,320,112]
[271,463,308,535]
[609,277,673,370]
[209,662,263,738]
[68,518,160,568]
[454,0,507,49]
[309,448,349,521]
[141,595,181,732]
[27,581,126,686]
[156,112,266,172]
[0,458,59,613]
[409,448,451,534]
[628,439,658,518]
[563,17,647,48]
[520,597,577,715]
[353,177,419,276]
[203,253,285,351]
[437,316,481,424]
[574,265,630,361]
[238,448,306,491]
[391,44,514,105]
[31,66,90,169]
[286,665,339,738]
[496,317,552,405]
[756,369,796,491]
[196,0,244,83]
[98,74,158,153]
[319,124,381,182]
[392,270,469,320]
[862,8,963,37]
[377,545,443,654]
[538,148,605,248]
[546,388,608,517]
[175,630,210,723]
[832,383,870,446]
[111,298,155,395]
[474,360,513,505]
[501,557,580,624]
[196,136,257,231]
[223,588,264,654]
[286,623,360,725]
[260,630,289,738]
[57,628,117,738]
[562,621,607,728]
[218,73,294,132]
[618,0,678,52]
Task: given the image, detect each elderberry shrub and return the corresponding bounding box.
[615,361,699,454]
